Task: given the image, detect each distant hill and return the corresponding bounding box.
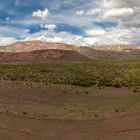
[0,41,76,53]
[0,41,139,61]
[0,41,139,53]
[0,49,89,63]
[77,47,140,60]
[92,45,140,52]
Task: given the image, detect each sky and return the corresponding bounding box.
[0,0,140,46]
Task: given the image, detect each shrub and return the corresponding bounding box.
[99,78,112,87]
[23,112,27,115]
[72,77,94,87]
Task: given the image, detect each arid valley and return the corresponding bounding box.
[0,0,140,139]
[0,41,139,140]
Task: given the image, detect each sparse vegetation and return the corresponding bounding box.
[0,60,139,87]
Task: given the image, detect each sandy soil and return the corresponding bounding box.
[0,81,140,140]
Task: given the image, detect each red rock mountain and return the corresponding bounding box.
[0,49,89,63]
[0,41,139,53]
[0,41,139,61]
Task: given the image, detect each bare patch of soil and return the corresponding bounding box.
[0,81,140,140]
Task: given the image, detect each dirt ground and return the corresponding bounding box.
[0,81,140,140]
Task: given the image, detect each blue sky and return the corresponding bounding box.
[0,0,140,46]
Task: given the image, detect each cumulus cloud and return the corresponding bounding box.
[32,9,49,20]
[103,0,140,28]
[90,28,140,46]
[76,10,84,16]
[103,8,134,19]
[106,0,140,8]
[23,29,89,46]
[25,36,63,43]
[97,0,140,46]
[0,0,140,47]
[83,37,98,46]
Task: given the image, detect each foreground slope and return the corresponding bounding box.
[0,81,140,140]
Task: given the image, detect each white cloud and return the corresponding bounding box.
[76,9,101,16]
[103,8,134,19]
[0,0,140,47]
[40,24,57,31]
[86,9,101,16]
[0,37,17,46]
[76,10,84,16]
[84,37,98,46]
[105,0,140,8]
[91,28,140,46]
[120,20,140,28]
[32,9,49,20]
[85,28,106,36]
[23,30,86,46]
[0,26,31,38]
[26,36,63,43]
[24,29,30,33]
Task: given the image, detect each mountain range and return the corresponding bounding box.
[0,41,139,62]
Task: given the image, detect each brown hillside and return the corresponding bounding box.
[0,41,76,53]
[0,41,140,60]
[77,47,140,60]
[0,49,89,63]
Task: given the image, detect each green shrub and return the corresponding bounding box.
[99,78,112,87]
[72,77,95,87]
